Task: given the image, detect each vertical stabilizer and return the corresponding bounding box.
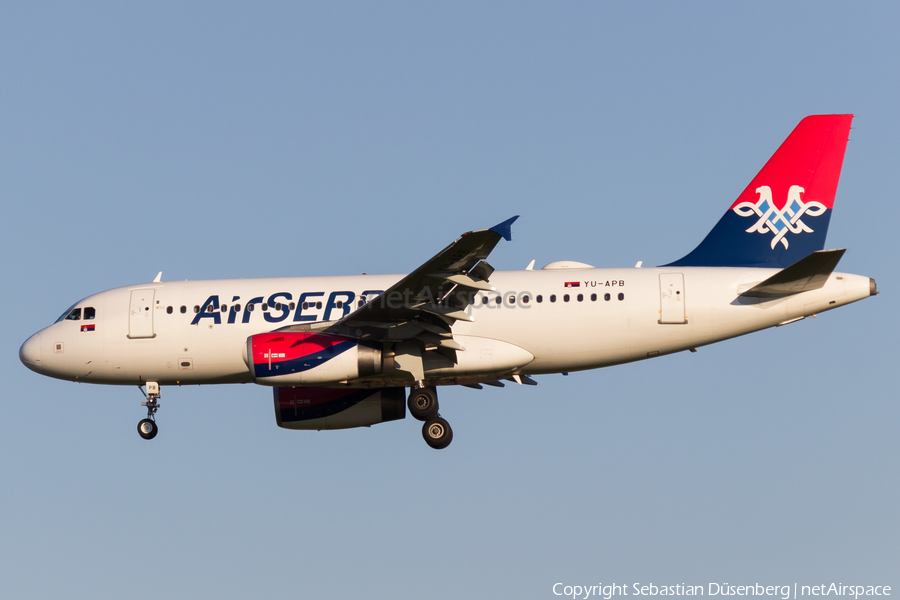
[666,114,853,267]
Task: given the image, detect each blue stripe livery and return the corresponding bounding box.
[666,209,833,268]
[253,339,356,379]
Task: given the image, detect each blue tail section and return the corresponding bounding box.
[665,115,852,268]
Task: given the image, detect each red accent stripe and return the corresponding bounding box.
[728,115,852,211]
[250,332,352,366]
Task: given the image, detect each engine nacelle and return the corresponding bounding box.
[247,332,381,386]
[275,386,406,430]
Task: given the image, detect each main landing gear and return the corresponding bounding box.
[408,386,453,450]
[137,382,160,440]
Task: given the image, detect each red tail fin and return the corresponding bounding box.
[667,115,853,268]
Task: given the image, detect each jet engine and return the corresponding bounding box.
[274,386,406,430]
[246,332,381,386]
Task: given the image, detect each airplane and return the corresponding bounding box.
[19,114,877,449]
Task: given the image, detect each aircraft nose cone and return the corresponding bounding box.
[19,333,42,371]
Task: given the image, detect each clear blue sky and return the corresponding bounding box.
[2,3,896,598]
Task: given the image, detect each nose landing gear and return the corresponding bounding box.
[137,382,160,440]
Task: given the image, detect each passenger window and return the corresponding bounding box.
[550,295,556,303]
[194,306,200,313]
[522,295,530,304]
[482,297,488,305]
[536,295,543,303]
[604,293,611,301]
[248,303,255,312]
[289,302,295,310]
[83,307,96,320]
[206,305,214,313]
[563,294,570,302]
[262,303,269,311]
[235,304,241,312]
[618,293,625,301]
[495,296,501,305]
[358,300,365,308]
[274,303,281,310]
[166,306,173,314]
[316,302,322,309]
[591,293,597,302]
[180,306,186,314]
[302,302,309,310]
[221,305,228,313]
[65,308,82,321]
[336,301,343,309]
[577,294,583,302]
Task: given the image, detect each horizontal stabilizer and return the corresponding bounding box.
[740,249,846,298]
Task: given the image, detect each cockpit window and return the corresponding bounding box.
[55,302,79,323]
[65,308,82,321]
[83,307,96,320]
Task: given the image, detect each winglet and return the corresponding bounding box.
[489,215,519,242]
[153,272,162,283]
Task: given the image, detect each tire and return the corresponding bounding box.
[407,387,439,421]
[422,417,453,450]
[137,418,158,440]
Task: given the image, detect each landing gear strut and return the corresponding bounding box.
[137,382,160,440]
[408,386,453,449]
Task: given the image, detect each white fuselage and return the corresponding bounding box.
[20,266,873,388]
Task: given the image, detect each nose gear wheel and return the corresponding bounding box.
[137,418,158,440]
[137,383,161,440]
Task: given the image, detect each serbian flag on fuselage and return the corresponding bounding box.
[564,282,580,288]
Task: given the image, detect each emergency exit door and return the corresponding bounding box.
[128,289,156,338]
[658,273,687,324]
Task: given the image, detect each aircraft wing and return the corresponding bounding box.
[342,216,517,326]
[285,216,518,381]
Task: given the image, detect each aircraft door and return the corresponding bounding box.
[658,273,687,324]
[128,289,156,339]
